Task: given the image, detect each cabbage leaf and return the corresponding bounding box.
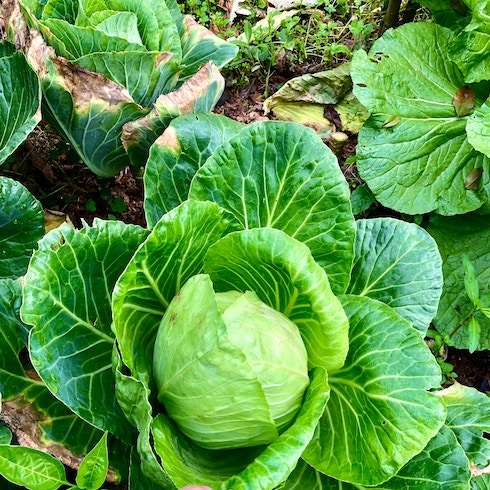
[0,42,41,165]
[351,22,490,215]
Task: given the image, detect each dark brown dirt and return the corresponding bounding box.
[447,348,490,392]
[3,124,146,229]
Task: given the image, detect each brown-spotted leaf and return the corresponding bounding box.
[465,167,483,190]
[453,85,475,117]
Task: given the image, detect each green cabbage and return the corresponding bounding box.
[153,275,309,450]
[13,0,237,176]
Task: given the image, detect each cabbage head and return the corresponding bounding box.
[10,0,237,176]
[153,275,310,450]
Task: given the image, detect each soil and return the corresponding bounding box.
[447,348,490,392]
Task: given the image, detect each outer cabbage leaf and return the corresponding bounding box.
[427,214,490,350]
[189,120,355,294]
[285,425,471,489]
[351,22,490,215]
[179,16,239,81]
[467,97,490,157]
[203,228,349,372]
[450,0,490,83]
[0,42,41,165]
[302,295,446,486]
[25,34,148,177]
[21,219,148,442]
[439,382,490,469]
[0,177,44,279]
[0,278,103,456]
[347,218,443,335]
[122,62,226,168]
[144,113,244,227]
[0,278,29,398]
[39,18,181,107]
[112,200,238,384]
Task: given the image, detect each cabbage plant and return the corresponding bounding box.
[7,0,237,177]
[12,117,490,489]
[350,1,490,216]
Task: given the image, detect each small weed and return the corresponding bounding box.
[85,199,97,213]
[425,329,458,385]
[110,197,127,214]
[187,0,383,93]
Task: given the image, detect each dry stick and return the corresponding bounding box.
[381,0,402,34]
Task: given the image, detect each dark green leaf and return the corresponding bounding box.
[0,426,12,446]
[350,184,374,215]
[428,214,490,350]
[0,177,44,279]
[0,43,41,165]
